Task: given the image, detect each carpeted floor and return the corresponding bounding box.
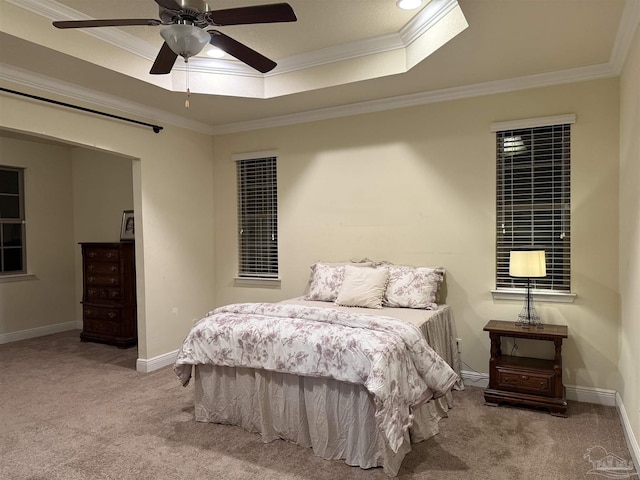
[0,330,636,480]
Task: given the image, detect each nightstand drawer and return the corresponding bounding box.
[496,368,554,396]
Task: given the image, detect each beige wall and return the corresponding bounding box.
[619,23,640,448]
[212,78,621,392]
[71,148,135,327]
[0,138,135,338]
[0,137,76,336]
[0,93,215,360]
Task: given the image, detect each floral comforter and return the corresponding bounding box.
[174,302,459,453]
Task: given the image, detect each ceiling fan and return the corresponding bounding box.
[52,0,297,74]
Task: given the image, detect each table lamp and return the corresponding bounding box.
[509,249,546,328]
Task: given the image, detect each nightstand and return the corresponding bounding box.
[483,320,568,417]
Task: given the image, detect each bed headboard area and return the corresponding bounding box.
[302,259,447,310]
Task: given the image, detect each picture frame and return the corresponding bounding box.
[120,210,135,241]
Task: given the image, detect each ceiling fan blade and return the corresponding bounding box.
[209,30,277,73]
[150,42,178,74]
[153,0,182,11]
[206,3,296,26]
[53,19,161,29]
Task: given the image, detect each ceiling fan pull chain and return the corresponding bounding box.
[185,59,191,109]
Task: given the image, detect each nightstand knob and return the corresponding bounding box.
[521,375,529,380]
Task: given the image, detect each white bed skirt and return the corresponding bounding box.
[194,364,453,476]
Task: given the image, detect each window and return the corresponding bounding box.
[236,154,278,279]
[494,115,574,293]
[0,166,26,275]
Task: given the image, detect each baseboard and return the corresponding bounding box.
[461,370,489,388]
[616,392,640,471]
[462,373,619,408]
[565,384,617,407]
[0,321,78,344]
[136,349,178,373]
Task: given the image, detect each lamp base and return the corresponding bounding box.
[515,301,542,329]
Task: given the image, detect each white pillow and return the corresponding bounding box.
[383,265,444,310]
[303,261,374,302]
[335,265,389,309]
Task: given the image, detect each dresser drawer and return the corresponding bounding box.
[86,263,120,275]
[84,247,121,263]
[86,286,122,301]
[496,368,554,396]
[83,318,121,337]
[86,274,120,287]
[83,306,122,322]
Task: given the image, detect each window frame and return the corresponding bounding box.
[233,151,280,286]
[491,114,576,303]
[0,165,27,276]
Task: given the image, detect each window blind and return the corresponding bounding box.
[496,124,571,292]
[0,166,26,274]
[236,156,278,278]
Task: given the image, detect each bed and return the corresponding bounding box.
[174,262,463,476]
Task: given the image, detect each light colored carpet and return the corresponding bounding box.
[0,330,636,480]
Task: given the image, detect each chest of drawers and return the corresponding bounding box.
[80,242,137,348]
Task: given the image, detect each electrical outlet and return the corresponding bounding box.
[456,337,462,353]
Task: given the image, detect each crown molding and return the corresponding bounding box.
[210,62,617,134]
[400,0,459,46]
[610,0,640,73]
[0,64,213,134]
[1,58,617,137]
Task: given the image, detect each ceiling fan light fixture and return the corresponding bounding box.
[396,0,423,10]
[160,24,210,60]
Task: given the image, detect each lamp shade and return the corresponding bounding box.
[160,24,210,59]
[509,250,546,278]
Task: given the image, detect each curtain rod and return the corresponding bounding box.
[0,87,163,134]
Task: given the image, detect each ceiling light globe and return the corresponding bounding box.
[160,24,210,60]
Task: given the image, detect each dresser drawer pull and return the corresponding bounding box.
[106,253,115,258]
[108,312,116,319]
[521,375,529,380]
[88,276,95,283]
[110,266,117,272]
[88,265,94,271]
[86,309,92,316]
[88,252,96,258]
[110,278,117,284]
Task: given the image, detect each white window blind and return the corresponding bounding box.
[0,166,26,275]
[495,122,571,292]
[236,156,278,278]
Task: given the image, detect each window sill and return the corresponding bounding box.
[234,277,281,288]
[491,289,576,303]
[0,273,37,283]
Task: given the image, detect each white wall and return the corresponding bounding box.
[0,137,76,337]
[619,23,640,450]
[211,78,621,393]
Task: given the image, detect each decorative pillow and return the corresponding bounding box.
[383,265,445,310]
[303,261,374,302]
[335,265,389,309]
[304,263,345,301]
